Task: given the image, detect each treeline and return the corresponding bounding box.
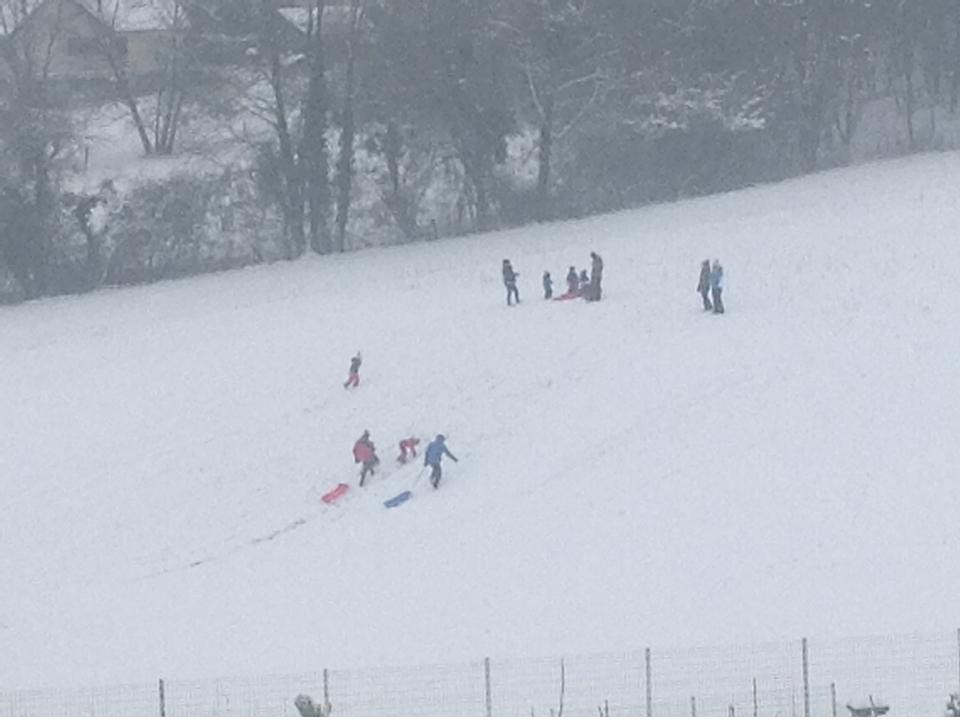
[2,0,959,301]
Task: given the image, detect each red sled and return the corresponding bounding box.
[322,483,350,504]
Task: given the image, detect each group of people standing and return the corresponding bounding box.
[503,251,604,306]
[697,259,725,314]
[505,252,728,314]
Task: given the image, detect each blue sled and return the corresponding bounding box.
[384,490,412,509]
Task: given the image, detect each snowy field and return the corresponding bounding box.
[2,152,960,714]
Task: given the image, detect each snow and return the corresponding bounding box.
[2,151,960,715]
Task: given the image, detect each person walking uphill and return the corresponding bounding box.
[344,352,362,388]
[424,434,458,489]
[353,430,380,486]
[502,259,520,306]
[697,259,712,311]
[710,260,725,314]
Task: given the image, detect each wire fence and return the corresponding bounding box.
[2,629,958,716]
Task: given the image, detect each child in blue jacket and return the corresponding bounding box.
[710,260,725,314]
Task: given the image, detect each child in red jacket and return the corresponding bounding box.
[352,430,379,486]
[397,436,421,463]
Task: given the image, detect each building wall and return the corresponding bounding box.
[21,0,112,80]
[124,29,174,78]
[13,0,172,83]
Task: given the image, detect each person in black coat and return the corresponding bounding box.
[502,259,520,305]
[584,251,603,301]
[697,259,712,311]
[343,351,362,388]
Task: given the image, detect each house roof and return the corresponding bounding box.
[77,0,185,32]
[276,7,310,34]
[276,3,351,35]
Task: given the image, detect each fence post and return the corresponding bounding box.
[830,682,837,717]
[752,677,758,717]
[484,657,492,717]
[158,678,166,717]
[645,647,652,717]
[323,668,329,709]
[802,638,810,717]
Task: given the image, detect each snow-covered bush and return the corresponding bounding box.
[947,692,960,717]
[102,170,285,286]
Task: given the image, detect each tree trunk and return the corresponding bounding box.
[335,0,361,253]
[74,196,104,288]
[303,0,331,254]
[904,67,916,149]
[270,49,305,257]
[952,19,960,113]
[384,120,401,199]
[839,74,855,148]
[536,93,553,222]
[29,148,54,296]
[380,119,418,239]
[105,49,154,155]
[155,36,186,155]
[473,170,489,230]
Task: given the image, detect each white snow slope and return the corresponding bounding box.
[2,152,960,714]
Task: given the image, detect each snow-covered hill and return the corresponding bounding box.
[2,152,959,713]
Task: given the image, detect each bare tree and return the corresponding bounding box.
[494,0,617,221]
[90,0,193,155]
[0,0,75,297]
[219,0,310,258]
[425,0,513,232]
[334,0,364,252]
[301,0,332,254]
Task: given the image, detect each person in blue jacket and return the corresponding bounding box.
[710,259,724,314]
[542,270,553,300]
[424,434,458,489]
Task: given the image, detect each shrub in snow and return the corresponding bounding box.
[947,692,960,717]
[294,694,331,717]
[103,171,285,285]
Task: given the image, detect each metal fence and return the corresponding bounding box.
[2,630,958,716]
